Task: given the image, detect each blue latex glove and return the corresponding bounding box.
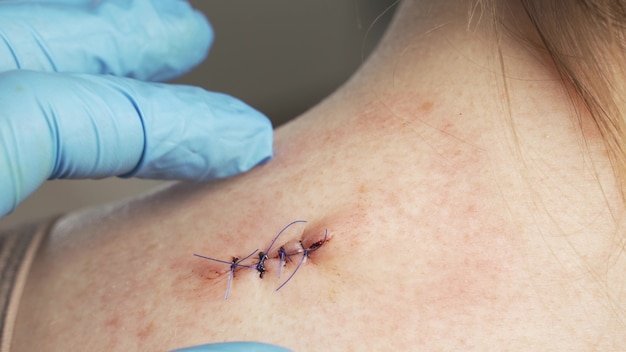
[172,342,292,352]
[0,0,274,217]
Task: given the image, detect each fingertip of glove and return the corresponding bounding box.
[0,0,215,80]
[218,99,274,176]
[170,341,292,352]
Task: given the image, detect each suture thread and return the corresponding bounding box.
[193,220,328,300]
[275,228,328,291]
[256,220,307,278]
[277,246,293,279]
[193,248,258,300]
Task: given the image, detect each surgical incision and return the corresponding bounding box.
[193,220,329,299]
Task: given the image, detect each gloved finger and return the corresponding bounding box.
[0,70,273,217]
[1,1,91,4]
[171,342,292,352]
[0,0,212,81]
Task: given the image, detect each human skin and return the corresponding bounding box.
[11,0,626,350]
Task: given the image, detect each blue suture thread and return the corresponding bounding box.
[193,248,258,300]
[275,247,307,291]
[225,248,258,300]
[256,220,307,278]
[275,228,328,291]
[277,246,293,279]
[192,220,322,297]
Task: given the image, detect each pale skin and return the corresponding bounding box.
[11,0,626,350]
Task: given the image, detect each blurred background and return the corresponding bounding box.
[0,0,398,230]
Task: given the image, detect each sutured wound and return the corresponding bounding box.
[192,220,329,299]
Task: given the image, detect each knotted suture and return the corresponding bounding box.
[192,220,329,299]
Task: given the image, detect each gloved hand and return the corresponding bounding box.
[172,342,292,352]
[0,0,273,218]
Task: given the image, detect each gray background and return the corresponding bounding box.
[0,0,397,230]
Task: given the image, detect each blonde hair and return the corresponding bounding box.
[494,0,626,196]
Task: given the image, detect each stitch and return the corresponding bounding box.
[277,246,294,279]
[256,220,307,278]
[275,228,328,291]
[192,220,325,298]
[193,248,258,300]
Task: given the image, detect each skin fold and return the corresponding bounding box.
[11,1,626,350]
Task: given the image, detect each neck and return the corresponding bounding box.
[274,0,623,243]
[310,0,574,134]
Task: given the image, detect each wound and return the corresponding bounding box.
[191,220,331,298]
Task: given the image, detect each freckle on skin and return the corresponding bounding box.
[420,101,434,114]
[104,316,121,329]
[137,321,155,340]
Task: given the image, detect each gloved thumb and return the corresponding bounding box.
[171,341,292,352]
